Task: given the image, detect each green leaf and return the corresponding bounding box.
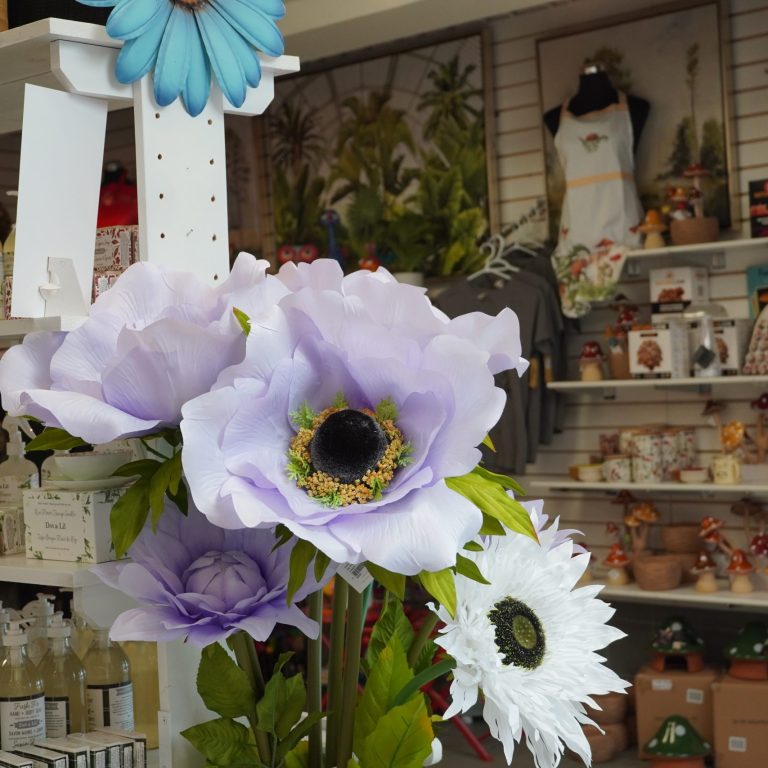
[112,459,161,478]
[197,643,255,719]
[455,554,490,585]
[446,471,535,541]
[314,550,331,583]
[254,671,286,737]
[149,456,175,530]
[479,513,504,536]
[277,674,307,739]
[287,540,317,602]
[354,636,413,759]
[110,477,151,558]
[167,478,189,515]
[366,595,414,669]
[181,718,260,766]
[419,569,456,618]
[272,524,294,552]
[474,464,525,496]
[360,695,433,768]
[290,402,316,430]
[412,639,438,675]
[462,541,484,552]
[233,307,251,336]
[254,659,304,739]
[482,434,496,452]
[375,397,399,422]
[347,761,361,768]
[366,563,405,599]
[276,712,327,759]
[26,427,88,452]
[283,741,309,768]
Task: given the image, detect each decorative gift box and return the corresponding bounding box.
[650,266,709,315]
[749,179,768,239]
[94,225,140,273]
[628,320,690,379]
[712,675,768,768]
[23,487,126,564]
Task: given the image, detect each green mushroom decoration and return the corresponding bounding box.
[650,616,705,673]
[645,716,711,768]
[725,621,768,680]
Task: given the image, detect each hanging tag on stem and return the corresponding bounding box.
[338,563,374,593]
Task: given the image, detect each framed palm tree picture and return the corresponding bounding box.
[263,31,496,278]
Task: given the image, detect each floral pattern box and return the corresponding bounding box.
[22,488,125,563]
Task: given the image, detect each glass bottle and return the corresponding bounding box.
[122,641,159,747]
[37,613,86,737]
[0,621,45,749]
[83,628,134,730]
[24,594,55,667]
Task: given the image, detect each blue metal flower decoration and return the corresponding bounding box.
[77,0,285,116]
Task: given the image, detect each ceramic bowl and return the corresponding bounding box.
[679,468,709,484]
[51,451,133,482]
[577,464,604,482]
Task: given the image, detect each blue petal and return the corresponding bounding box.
[107,0,167,41]
[216,22,261,88]
[210,0,284,57]
[183,22,211,117]
[153,6,194,107]
[195,6,247,108]
[114,1,172,84]
[76,0,119,6]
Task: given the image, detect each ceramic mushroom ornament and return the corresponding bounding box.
[650,616,705,673]
[699,516,733,556]
[751,393,768,463]
[644,715,711,768]
[691,551,719,594]
[727,549,754,594]
[725,621,768,681]
[579,341,604,382]
[749,531,768,574]
[629,501,660,554]
[603,542,631,586]
[638,209,667,250]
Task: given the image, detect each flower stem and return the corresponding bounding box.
[230,631,272,766]
[325,578,348,768]
[337,587,364,768]
[307,590,323,768]
[393,657,457,708]
[407,613,439,668]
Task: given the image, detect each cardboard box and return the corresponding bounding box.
[650,266,709,314]
[634,666,717,759]
[92,271,123,302]
[712,675,768,768]
[747,264,768,319]
[628,321,690,379]
[68,734,129,768]
[23,487,126,564]
[11,746,66,768]
[35,739,89,768]
[0,752,33,768]
[713,319,752,375]
[61,739,105,768]
[92,730,145,768]
[749,179,768,239]
[94,226,139,273]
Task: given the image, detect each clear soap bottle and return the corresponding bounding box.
[0,416,39,507]
[37,613,86,737]
[83,628,134,730]
[122,641,160,747]
[0,621,45,750]
[25,594,55,667]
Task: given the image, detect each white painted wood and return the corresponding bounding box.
[547,375,768,391]
[13,85,106,318]
[51,39,132,102]
[530,478,768,495]
[626,236,768,259]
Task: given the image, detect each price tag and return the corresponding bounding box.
[338,563,374,593]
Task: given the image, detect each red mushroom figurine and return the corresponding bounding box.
[699,516,733,555]
[752,393,768,463]
[603,543,631,586]
[579,341,604,382]
[749,533,768,573]
[727,549,754,594]
[691,551,718,594]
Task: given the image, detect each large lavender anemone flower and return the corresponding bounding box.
[0,254,286,444]
[94,502,330,646]
[181,260,527,575]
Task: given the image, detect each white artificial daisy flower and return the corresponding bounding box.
[432,512,628,768]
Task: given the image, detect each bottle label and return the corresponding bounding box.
[0,692,45,749]
[0,474,39,505]
[45,696,70,738]
[87,682,134,730]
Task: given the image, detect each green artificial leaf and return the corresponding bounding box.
[347,761,361,768]
[474,464,525,495]
[277,674,307,739]
[446,471,535,541]
[479,513,504,536]
[359,695,433,768]
[181,718,260,766]
[366,594,414,669]
[254,659,305,739]
[110,476,151,558]
[482,434,496,452]
[354,637,413,759]
[287,540,317,602]
[462,541,484,552]
[233,307,251,336]
[276,712,327,759]
[375,397,399,422]
[149,457,175,529]
[412,639,438,675]
[419,569,456,618]
[366,563,405,599]
[455,554,491,585]
[197,643,255,719]
[283,741,309,768]
[290,402,316,430]
[26,427,88,452]
[272,524,294,552]
[112,459,161,478]
[167,478,189,515]
[314,551,331,583]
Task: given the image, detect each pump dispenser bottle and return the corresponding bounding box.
[0,621,45,749]
[25,594,55,667]
[37,613,86,737]
[83,629,134,730]
[0,416,39,506]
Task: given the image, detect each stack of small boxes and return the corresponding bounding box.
[92,226,140,301]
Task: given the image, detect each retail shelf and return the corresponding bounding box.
[0,315,86,345]
[546,375,768,392]
[626,236,768,260]
[0,552,103,588]
[598,581,768,613]
[529,477,768,495]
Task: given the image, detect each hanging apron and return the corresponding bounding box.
[551,93,644,318]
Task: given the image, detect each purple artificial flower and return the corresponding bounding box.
[0,254,287,444]
[181,260,527,575]
[94,502,330,646]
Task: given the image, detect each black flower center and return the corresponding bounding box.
[175,0,206,9]
[488,597,546,670]
[309,409,388,484]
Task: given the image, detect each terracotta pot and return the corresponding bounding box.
[670,217,718,246]
[668,552,699,584]
[626,713,637,746]
[633,554,682,591]
[586,692,628,725]
[661,523,701,554]
[649,759,705,768]
[649,650,704,674]
[0,1,7,31]
[583,726,617,764]
[603,722,629,754]
[729,659,768,681]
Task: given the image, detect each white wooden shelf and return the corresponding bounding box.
[0,552,104,588]
[529,477,768,495]
[626,236,768,260]
[0,315,86,345]
[598,580,768,613]
[546,375,768,392]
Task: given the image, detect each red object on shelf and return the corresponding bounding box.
[97,164,138,228]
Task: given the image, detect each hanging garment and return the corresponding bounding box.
[551,92,644,318]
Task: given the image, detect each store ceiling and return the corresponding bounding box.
[280,0,558,61]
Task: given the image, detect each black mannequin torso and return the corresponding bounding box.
[543,71,650,151]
